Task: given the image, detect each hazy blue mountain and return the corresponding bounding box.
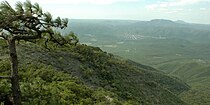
[65,19,210,43]
[175,20,188,24]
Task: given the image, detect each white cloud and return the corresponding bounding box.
[37,0,139,5]
[145,4,158,10]
[3,0,139,5]
[199,8,210,12]
[154,7,184,14]
[200,8,207,10]
[145,0,210,10]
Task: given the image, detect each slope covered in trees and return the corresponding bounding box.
[0,0,200,104]
[65,19,210,104]
[0,39,189,104]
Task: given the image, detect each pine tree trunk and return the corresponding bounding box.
[8,39,21,105]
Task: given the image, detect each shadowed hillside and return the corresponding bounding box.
[0,39,189,104]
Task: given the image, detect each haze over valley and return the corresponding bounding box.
[65,19,210,104]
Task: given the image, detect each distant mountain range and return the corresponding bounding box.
[60,19,210,104]
[63,19,210,44]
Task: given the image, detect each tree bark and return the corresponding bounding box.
[8,39,21,105]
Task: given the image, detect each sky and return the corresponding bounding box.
[1,0,210,24]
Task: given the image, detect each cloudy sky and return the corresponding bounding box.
[2,0,210,24]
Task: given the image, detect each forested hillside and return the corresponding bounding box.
[65,19,210,104]
[0,39,189,104]
[0,0,208,105]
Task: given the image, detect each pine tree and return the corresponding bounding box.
[0,0,69,104]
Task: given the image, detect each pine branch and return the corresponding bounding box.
[12,29,50,40]
[13,34,41,40]
[0,76,11,79]
[0,32,8,40]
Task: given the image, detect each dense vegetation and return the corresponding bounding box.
[0,0,205,104]
[0,0,70,104]
[66,19,210,104]
[0,39,188,104]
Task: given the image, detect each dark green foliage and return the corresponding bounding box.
[0,39,189,105]
[0,60,121,105]
[180,84,210,105]
[0,39,123,104]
